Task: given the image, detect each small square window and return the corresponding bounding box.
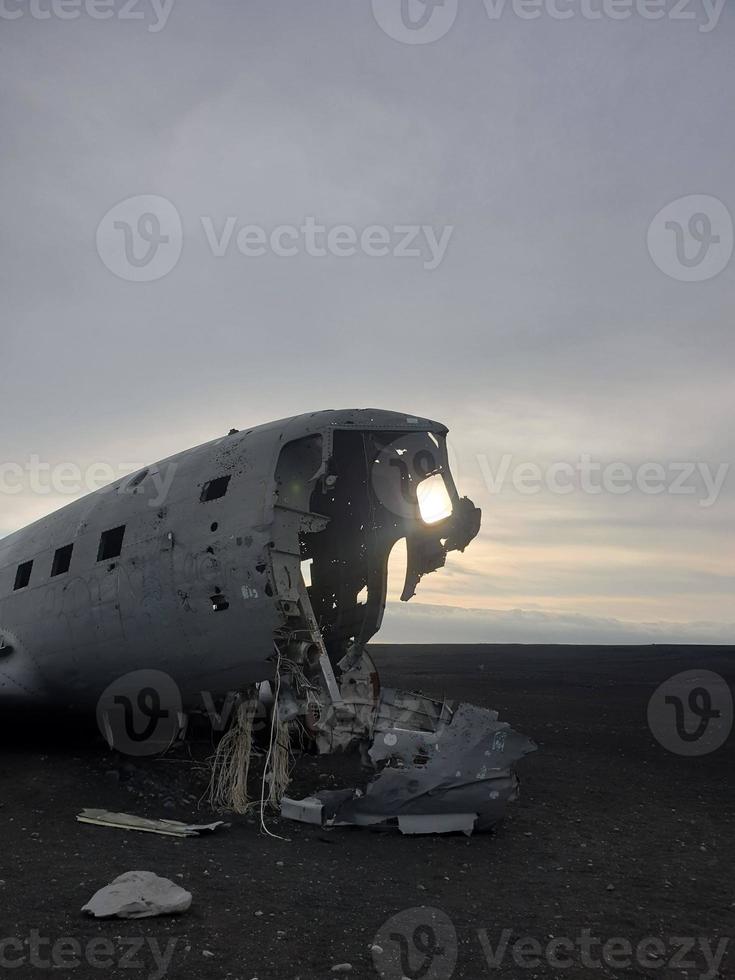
[200,476,231,503]
[98,525,126,562]
[51,544,74,577]
[14,561,33,591]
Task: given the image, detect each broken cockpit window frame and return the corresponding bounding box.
[268,427,479,675]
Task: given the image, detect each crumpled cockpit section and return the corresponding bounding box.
[282,687,536,836]
[249,412,535,835]
[273,423,481,669]
[273,644,536,836]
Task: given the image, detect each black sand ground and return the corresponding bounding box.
[1,644,733,980]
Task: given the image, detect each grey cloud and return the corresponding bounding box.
[1,3,732,641]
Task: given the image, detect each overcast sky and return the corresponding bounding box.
[2,0,733,643]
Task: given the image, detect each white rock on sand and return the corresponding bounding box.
[82,871,192,919]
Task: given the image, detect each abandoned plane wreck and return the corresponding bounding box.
[0,408,536,834]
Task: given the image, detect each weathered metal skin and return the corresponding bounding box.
[0,409,480,712]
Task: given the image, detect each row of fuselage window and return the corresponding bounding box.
[11,525,127,592]
[9,471,233,594]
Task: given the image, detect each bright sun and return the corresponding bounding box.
[417,474,453,525]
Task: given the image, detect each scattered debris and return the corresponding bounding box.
[282,691,536,835]
[76,809,227,838]
[82,871,192,919]
[280,796,323,825]
[0,409,537,836]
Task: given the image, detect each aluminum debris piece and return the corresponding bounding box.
[279,797,324,825]
[282,693,537,835]
[76,809,227,838]
[396,813,477,836]
[81,871,192,919]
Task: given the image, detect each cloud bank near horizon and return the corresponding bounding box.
[378,601,733,646]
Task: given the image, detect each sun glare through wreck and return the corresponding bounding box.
[417,473,453,525]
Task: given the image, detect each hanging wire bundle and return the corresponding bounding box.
[207,642,316,834]
[207,691,259,815]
